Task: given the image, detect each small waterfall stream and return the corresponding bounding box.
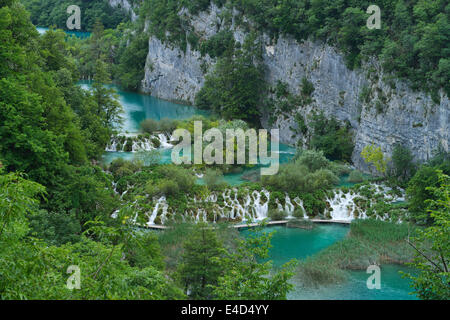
[140,183,405,226]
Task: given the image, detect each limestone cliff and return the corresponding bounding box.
[140,3,449,170]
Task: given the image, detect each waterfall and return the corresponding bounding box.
[133,183,406,226]
[326,190,361,221]
[106,139,117,152]
[158,133,173,149]
[147,196,167,225]
[293,197,308,219]
[251,190,270,220]
[285,194,295,219]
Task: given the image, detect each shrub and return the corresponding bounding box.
[158,165,196,193]
[204,169,225,190]
[348,170,364,183]
[157,179,179,196]
[158,118,178,134]
[152,137,161,148]
[293,208,306,219]
[141,119,159,134]
[268,209,288,221]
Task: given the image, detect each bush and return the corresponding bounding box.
[268,209,288,221]
[158,165,196,193]
[309,112,354,162]
[204,169,225,190]
[152,137,161,148]
[28,210,81,245]
[348,170,364,183]
[262,151,339,195]
[141,119,159,134]
[158,179,179,196]
[293,208,306,219]
[158,118,178,134]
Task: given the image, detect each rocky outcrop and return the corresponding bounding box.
[141,3,449,171]
[142,36,211,104]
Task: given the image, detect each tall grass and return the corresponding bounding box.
[297,219,417,286]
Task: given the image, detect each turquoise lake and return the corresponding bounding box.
[78,80,296,185]
[76,49,416,300]
[242,225,418,300]
[37,26,91,38]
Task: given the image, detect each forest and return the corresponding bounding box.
[0,0,448,300]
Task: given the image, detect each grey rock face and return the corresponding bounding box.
[142,37,211,104]
[141,5,449,170]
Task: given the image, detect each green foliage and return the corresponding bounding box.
[406,161,450,225]
[204,168,226,190]
[135,150,162,167]
[0,169,45,241]
[0,168,185,300]
[348,170,365,183]
[268,209,288,221]
[141,118,179,134]
[211,226,296,300]
[21,0,131,31]
[195,33,266,126]
[199,30,235,58]
[140,118,159,134]
[115,32,149,90]
[177,223,224,299]
[309,112,354,162]
[391,144,416,183]
[300,77,315,97]
[45,165,118,228]
[404,171,450,300]
[28,210,82,245]
[361,144,388,175]
[263,150,339,194]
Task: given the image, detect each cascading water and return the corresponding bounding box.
[158,133,173,149]
[129,183,405,226]
[105,134,172,153]
[147,196,167,225]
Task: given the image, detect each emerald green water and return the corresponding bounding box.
[79,81,296,185]
[242,225,418,300]
[241,225,350,267]
[37,27,91,38]
[79,80,209,133]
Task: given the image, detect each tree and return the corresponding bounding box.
[309,112,354,162]
[204,169,225,190]
[92,58,123,130]
[361,144,387,175]
[177,223,224,299]
[405,171,449,300]
[406,163,449,225]
[195,33,266,126]
[211,226,296,300]
[0,168,45,241]
[391,144,416,183]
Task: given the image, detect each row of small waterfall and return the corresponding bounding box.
[105,133,173,152]
[113,183,406,227]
